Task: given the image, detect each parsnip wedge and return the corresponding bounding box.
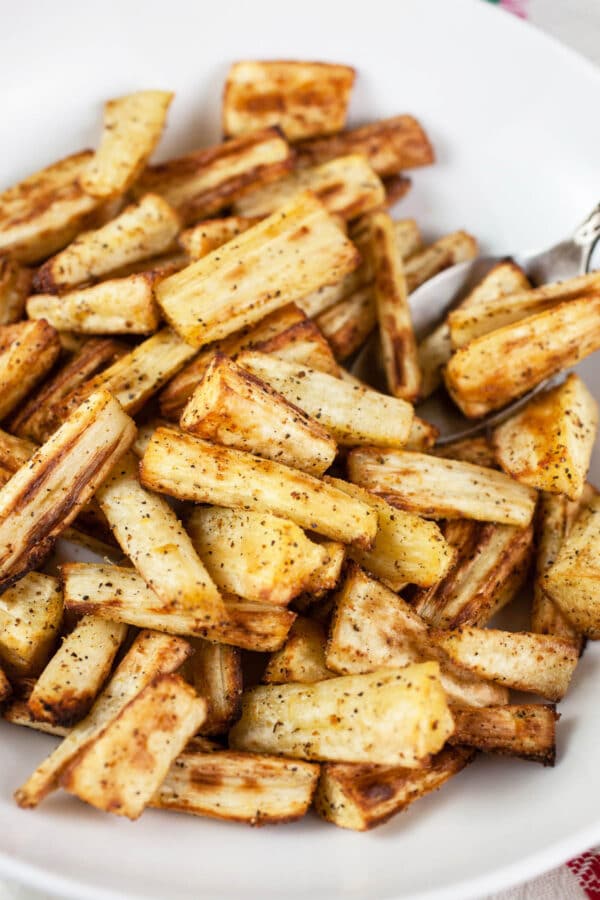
[28,617,128,726]
[229,662,453,766]
[448,271,600,348]
[33,193,181,291]
[180,354,336,475]
[431,627,578,702]
[27,272,161,335]
[444,296,600,418]
[186,506,333,606]
[156,191,359,346]
[179,216,261,260]
[235,155,385,222]
[532,492,582,643]
[295,115,434,175]
[347,448,537,526]
[153,748,319,825]
[0,573,63,678]
[315,746,473,831]
[0,256,32,323]
[0,151,98,263]
[412,519,534,628]
[263,618,333,684]
[543,490,600,637]
[159,303,308,419]
[404,231,478,293]
[10,338,125,443]
[449,705,558,765]
[0,320,61,421]
[0,389,135,588]
[14,629,192,808]
[140,427,376,548]
[223,60,355,140]
[60,328,196,416]
[326,563,508,708]
[81,90,173,198]
[368,210,421,400]
[61,563,295,652]
[237,351,414,447]
[134,128,293,224]
[184,639,242,736]
[61,673,206,819]
[492,374,598,501]
[418,259,530,398]
[95,453,224,621]
[325,477,454,589]
[314,285,377,360]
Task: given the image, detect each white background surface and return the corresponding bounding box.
[1,1,600,899]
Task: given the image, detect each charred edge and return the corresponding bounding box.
[28,690,96,728]
[179,159,294,223]
[10,339,125,438]
[2,431,127,578]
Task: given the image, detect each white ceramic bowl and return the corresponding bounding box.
[2,1,600,898]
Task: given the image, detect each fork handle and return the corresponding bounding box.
[573,204,600,271]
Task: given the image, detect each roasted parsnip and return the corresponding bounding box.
[153,748,319,825]
[222,60,355,140]
[60,328,196,417]
[492,374,598,501]
[0,573,63,678]
[0,255,32,323]
[81,90,173,198]
[532,492,582,642]
[33,193,181,291]
[444,296,600,418]
[61,673,206,819]
[0,320,61,421]
[179,216,261,260]
[347,448,537,526]
[14,629,192,808]
[0,390,135,588]
[95,453,224,621]
[10,338,125,443]
[368,210,421,400]
[404,231,478,293]
[295,115,434,175]
[325,477,454,589]
[27,272,162,335]
[315,746,473,831]
[184,639,242,735]
[230,663,453,766]
[134,128,293,224]
[449,705,558,766]
[28,616,128,726]
[314,284,377,360]
[263,618,333,684]
[326,563,508,708]
[186,506,334,606]
[543,490,600,637]
[156,191,359,346]
[159,303,309,419]
[180,354,336,476]
[234,155,386,221]
[61,563,295,652]
[448,272,600,348]
[0,151,98,263]
[140,428,376,548]
[412,519,534,628]
[418,259,531,398]
[237,351,414,447]
[431,627,578,702]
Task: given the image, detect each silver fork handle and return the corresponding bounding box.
[573,203,600,272]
